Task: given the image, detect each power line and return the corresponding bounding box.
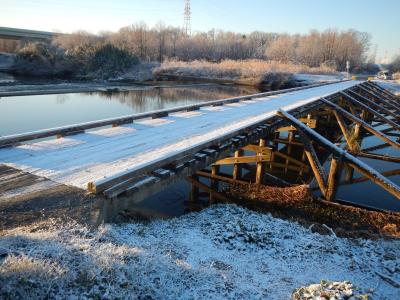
[183,0,191,36]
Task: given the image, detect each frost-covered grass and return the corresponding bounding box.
[154,59,338,81]
[0,204,399,299]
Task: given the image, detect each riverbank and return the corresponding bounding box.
[0,204,399,299]
[153,60,342,88]
[0,58,344,92]
[225,184,400,239]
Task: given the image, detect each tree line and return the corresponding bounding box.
[1,24,374,71]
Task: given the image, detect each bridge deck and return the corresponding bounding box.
[0,81,358,192]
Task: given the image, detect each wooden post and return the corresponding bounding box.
[256,138,266,184]
[344,164,354,183]
[285,131,294,173]
[325,155,343,201]
[210,164,220,202]
[232,149,243,180]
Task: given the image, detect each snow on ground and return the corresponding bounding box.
[374,80,400,95]
[1,204,399,299]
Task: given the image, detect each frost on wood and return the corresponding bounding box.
[0,205,399,299]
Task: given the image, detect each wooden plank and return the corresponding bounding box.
[321,98,400,150]
[277,109,400,200]
[215,154,272,165]
[242,144,272,155]
[275,117,316,132]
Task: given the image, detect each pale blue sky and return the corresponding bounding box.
[1,0,399,60]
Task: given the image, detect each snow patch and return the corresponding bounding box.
[0,205,399,299]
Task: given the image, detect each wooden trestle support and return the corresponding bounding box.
[190,81,400,206]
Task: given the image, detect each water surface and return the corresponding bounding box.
[0,84,261,136]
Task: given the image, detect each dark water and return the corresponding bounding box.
[0,84,261,136]
[1,83,399,221]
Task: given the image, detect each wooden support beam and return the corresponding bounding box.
[342,168,400,185]
[256,139,266,184]
[232,149,243,180]
[325,155,343,201]
[320,98,400,150]
[268,162,309,173]
[358,86,400,114]
[272,151,310,169]
[277,109,400,200]
[210,164,220,202]
[187,176,230,202]
[215,153,272,165]
[273,138,304,147]
[362,143,390,152]
[196,170,250,185]
[297,129,327,195]
[340,91,400,130]
[350,151,400,163]
[347,90,400,121]
[242,144,272,154]
[275,117,316,132]
[363,81,397,100]
[331,109,354,150]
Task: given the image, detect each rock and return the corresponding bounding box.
[292,280,355,300]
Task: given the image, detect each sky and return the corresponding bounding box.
[1,0,399,61]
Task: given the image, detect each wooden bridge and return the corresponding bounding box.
[1,80,400,211]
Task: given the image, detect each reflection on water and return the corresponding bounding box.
[0,72,16,84]
[0,84,262,136]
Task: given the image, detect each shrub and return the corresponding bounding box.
[16,42,65,65]
[89,43,139,77]
[13,42,72,76]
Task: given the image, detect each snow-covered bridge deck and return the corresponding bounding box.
[0,81,361,199]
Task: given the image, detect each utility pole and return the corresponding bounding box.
[183,0,191,36]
